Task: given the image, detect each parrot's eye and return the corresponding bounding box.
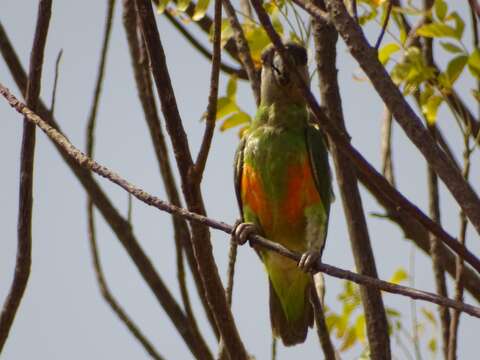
[285,43,307,66]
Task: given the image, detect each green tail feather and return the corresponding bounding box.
[269,278,314,346]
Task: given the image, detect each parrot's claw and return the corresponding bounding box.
[231,221,259,246]
[298,250,321,273]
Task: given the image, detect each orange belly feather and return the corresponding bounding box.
[242,158,320,236]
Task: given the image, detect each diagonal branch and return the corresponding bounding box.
[2,86,480,320]
[0,0,52,352]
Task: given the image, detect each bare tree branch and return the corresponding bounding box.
[134,1,249,358]
[3,84,480,322]
[324,0,480,236]
[312,2,390,357]
[0,0,51,352]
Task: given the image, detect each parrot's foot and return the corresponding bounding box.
[298,250,321,273]
[231,220,259,246]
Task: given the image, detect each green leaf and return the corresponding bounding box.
[226,76,237,100]
[340,327,357,351]
[428,337,438,354]
[216,97,238,119]
[434,0,447,21]
[354,315,366,343]
[440,41,464,54]
[220,19,234,47]
[422,94,443,125]
[378,43,400,64]
[448,12,465,40]
[446,55,468,84]
[386,308,401,318]
[176,0,190,12]
[472,89,480,102]
[468,48,480,79]
[192,0,209,21]
[156,0,170,14]
[389,268,408,284]
[220,112,251,131]
[421,307,438,327]
[416,23,457,38]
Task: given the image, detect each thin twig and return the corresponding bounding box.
[222,0,261,105]
[3,87,480,320]
[163,11,247,79]
[374,0,393,49]
[426,125,451,359]
[0,0,51,352]
[194,0,222,180]
[380,107,395,185]
[86,0,115,157]
[87,203,165,360]
[85,3,163,359]
[448,114,473,360]
[420,1,450,355]
[324,0,480,236]
[310,285,336,359]
[217,241,238,360]
[50,49,62,113]
[225,241,238,307]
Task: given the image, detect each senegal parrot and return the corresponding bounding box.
[233,42,333,346]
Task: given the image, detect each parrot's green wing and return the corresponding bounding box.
[234,137,246,220]
[305,123,333,234]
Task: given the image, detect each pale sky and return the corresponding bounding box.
[0,1,479,359]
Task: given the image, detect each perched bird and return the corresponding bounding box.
[233,42,333,346]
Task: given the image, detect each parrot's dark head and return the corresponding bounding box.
[260,42,309,106]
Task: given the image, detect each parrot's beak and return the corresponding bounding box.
[260,42,309,105]
[272,55,290,86]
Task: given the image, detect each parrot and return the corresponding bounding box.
[232,42,333,346]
